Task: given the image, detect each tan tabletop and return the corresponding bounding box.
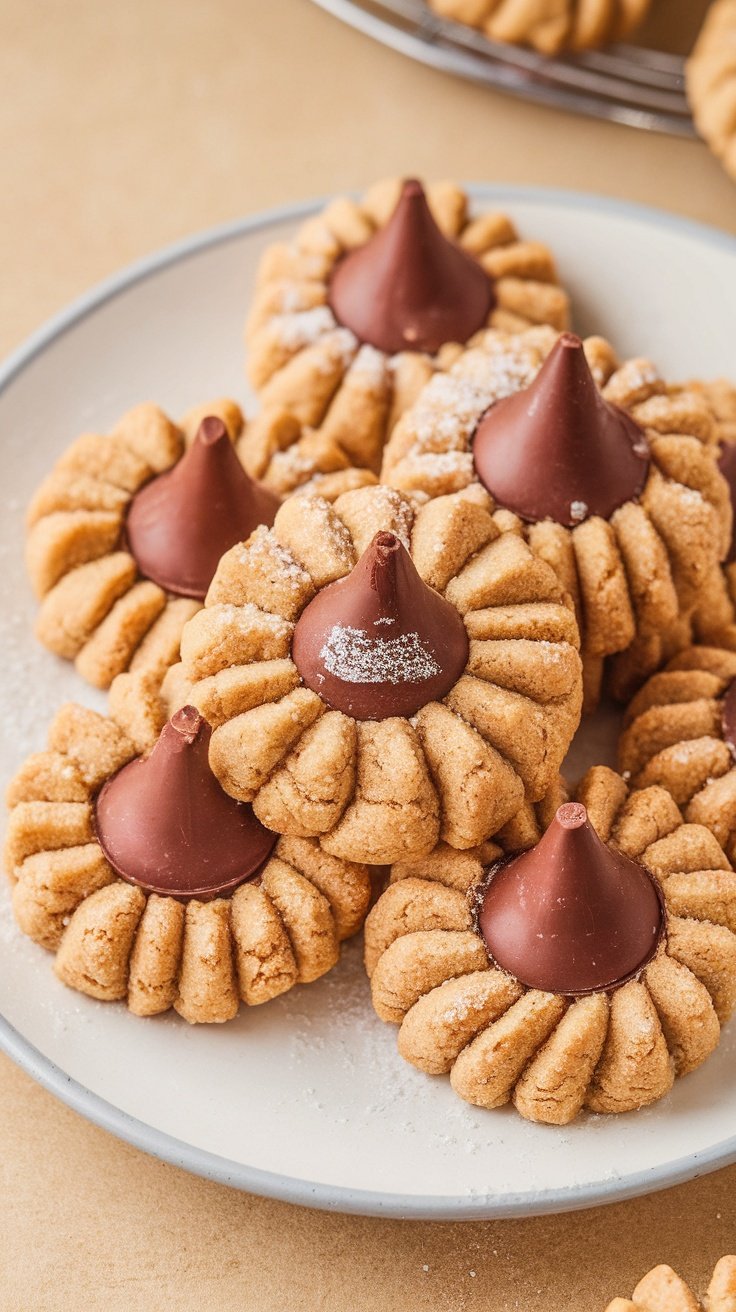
[2,1,735,1307]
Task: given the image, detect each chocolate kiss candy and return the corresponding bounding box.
[478,802,665,995]
[327,179,494,356]
[718,441,736,564]
[95,706,277,900]
[292,530,469,720]
[126,416,280,600]
[721,678,736,760]
[472,332,650,527]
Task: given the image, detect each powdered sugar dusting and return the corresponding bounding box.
[620,359,660,390]
[348,344,387,388]
[320,327,359,371]
[268,447,317,483]
[676,486,707,509]
[456,338,540,402]
[275,285,322,315]
[211,602,291,639]
[402,451,475,490]
[270,306,336,350]
[438,988,495,1026]
[364,486,414,549]
[239,526,310,590]
[667,743,709,767]
[319,624,441,684]
[396,334,543,466]
[604,358,661,406]
[409,374,488,453]
[292,495,354,562]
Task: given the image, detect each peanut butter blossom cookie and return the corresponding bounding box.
[620,643,736,864]
[146,484,583,866]
[4,687,370,1023]
[604,1255,736,1312]
[682,379,736,649]
[365,766,736,1123]
[382,328,731,707]
[25,399,287,690]
[427,0,651,54]
[241,177,570,497]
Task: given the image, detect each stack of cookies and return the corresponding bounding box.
[8,178,736,1126]
[425,0,654,55]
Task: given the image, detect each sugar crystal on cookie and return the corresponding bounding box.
[292,529,468,719]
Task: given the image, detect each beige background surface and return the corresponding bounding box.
[1,1,735,1308]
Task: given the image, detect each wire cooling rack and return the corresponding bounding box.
[311,0,695,137]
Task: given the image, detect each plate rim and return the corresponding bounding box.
[3,184,736,1219]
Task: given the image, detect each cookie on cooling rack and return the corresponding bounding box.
[364,766,736,1124]
[604,1255,736,1312]
[688,0,736,183]
[126,483,583,866]
[382,328,731,708]
[240,177,570,495]
[4,687,370,1023]
[426,0,652,54]
[619,643,736,865]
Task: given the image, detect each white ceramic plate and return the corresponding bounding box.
[2,187,736,1220]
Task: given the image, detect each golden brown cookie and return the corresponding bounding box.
[692,378,736,448]
[604,1255,736,1312]
[428,0,651,54]
[242,177,570,493]
[687,0,736,184]
[132,484,583,867]
[26,399,235,690]
[365,766,736,1123]
[25,398,372,693]
[382,327,730,708]
[619,642,736,866]
[4,681,371,1024]
[681,379,736,651]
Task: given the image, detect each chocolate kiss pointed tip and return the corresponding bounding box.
[472,332,650,527]
[125,413,279,600]
[169,704,204,742]
[94,707,276,900]
[197,415,228,445]
[478,802,665,996]
[555,800,587,828]
[368,529,402,585]
[292,529,468,720]
[373,529,401,554]
[327,177,493,356]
